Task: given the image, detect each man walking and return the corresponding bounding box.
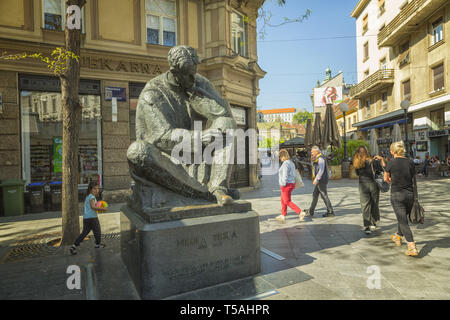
[304,146,335,217]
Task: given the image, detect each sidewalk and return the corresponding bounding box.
[1,175,450,299]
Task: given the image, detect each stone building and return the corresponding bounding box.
[351,0,449,160]
[0,0,266,202]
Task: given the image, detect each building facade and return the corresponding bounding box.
[351,0,449,160]
[334,98,359,141]
[0,0,266,202]
[258,107,296,123]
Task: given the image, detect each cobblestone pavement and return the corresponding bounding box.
[0,172,449,300]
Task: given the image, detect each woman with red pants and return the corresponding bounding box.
[276,149,306,223]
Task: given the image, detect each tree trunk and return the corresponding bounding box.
[60,0,86,245]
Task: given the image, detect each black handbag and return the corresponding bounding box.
[409,176,425,224]
[371,161,390,193]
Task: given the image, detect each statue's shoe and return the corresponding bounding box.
[214,190,234,206]
[227,188,240,200]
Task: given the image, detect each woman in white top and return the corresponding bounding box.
[276,149,306,223]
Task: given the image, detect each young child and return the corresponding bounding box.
[70,181,107,255]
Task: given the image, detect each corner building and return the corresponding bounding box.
[351,0,450,159]
[0,0,266,202]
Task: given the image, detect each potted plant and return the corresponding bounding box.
[329,140,370,179]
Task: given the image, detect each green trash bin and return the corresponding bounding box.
[0,179,25,216]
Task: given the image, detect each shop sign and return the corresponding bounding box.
[105,87,126,102]
[81,56,163,76]
[428,129,449,138]
[415,130,427,141]
[53,137,63,173]
[377,138,392,144]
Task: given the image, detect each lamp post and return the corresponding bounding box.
[339,102,349,177]
[400,99,410,157]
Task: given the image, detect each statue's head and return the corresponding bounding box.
[168,46,200,89]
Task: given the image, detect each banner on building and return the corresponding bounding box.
[53,137,63,173]
[314,86,343,107]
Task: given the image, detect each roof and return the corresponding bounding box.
[281,123,306,135]
[259,108,296,115]
[334,97,359,117]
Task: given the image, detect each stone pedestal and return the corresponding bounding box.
[341,161,350,178]
[120,201,261,299]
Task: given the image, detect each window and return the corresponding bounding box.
[378,0,386,16]
[145,0,177,46]
[52,98,56,113]
[362,14,368,34]
[232,11,248,57]
[402,79,411,101]
[43,0,84,32]
[398,41,410,66]
[430,108,444,130]
[381,92,388,110]
[363,42,369,61]
[431,17,443,45]
[380,57,387,70]
[365,99,371,117]
[432,63,444,91]
[21,91,101,186]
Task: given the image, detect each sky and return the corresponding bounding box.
[256,0,360,112]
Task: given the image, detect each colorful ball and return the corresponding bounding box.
[96,200,108,212]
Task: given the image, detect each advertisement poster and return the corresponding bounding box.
[314,86,343,107]
[53,137,63,173]
[105,86,126,101]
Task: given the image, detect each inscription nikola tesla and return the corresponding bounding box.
[175,230,238,250]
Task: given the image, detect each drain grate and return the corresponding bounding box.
[1,232,121,264]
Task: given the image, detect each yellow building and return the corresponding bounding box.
[0,0,266,206]
[351,0,449,159]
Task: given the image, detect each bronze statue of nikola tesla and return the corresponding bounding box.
[127,45,239,210]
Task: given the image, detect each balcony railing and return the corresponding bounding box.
[378,0,447,47]
[350,69,394,99]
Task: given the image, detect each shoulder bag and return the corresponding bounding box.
[371,160,390,193]
[409,175,425,224]
[294,170,304,189]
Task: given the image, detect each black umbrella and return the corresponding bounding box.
[312,112,323,148]
[304,118,313,148]
[321,104,341,149]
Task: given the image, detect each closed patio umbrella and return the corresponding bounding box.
[369,128,379,156]
[392,123,402,142]
[312,112,323,148]
[304,118,313,148]
[321,104,341,149]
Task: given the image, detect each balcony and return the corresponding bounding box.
[350,69,394,99]
[378,0,448,47]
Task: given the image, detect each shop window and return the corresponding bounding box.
[232,10,248,57]
[432,63,444,92]
[431,17,443,46]
[21,91,101,187]
[42,0,84,32]
[145,0,177,46]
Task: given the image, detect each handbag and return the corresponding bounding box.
[294,170,304,189]
[371,161,390,193]
[409,176,425,224]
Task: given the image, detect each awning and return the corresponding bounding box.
[353,109,404,128]
[359,118,407,132]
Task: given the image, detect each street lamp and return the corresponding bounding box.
[400,99,410,157]
[339,102,349,177]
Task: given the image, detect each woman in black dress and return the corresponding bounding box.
[353,146,384,234]
[384,141,418,257]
